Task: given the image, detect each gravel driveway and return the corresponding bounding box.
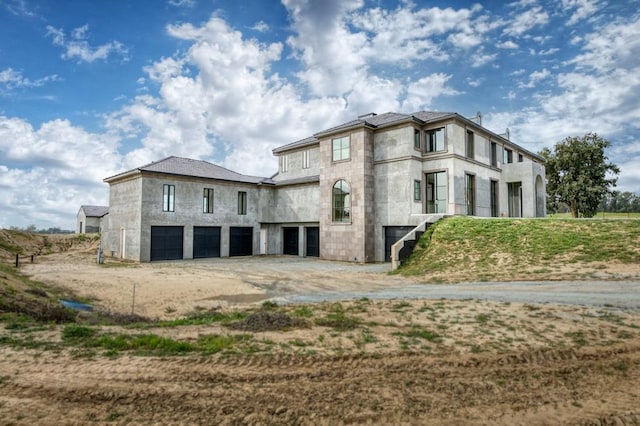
[185,256,640,310]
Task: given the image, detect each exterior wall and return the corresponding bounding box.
[319,128,375,262]
[502,162,547,217]
[272,145,320,182]
[137,174,267,262]
[101,177,143,261]
[271,184,319,223]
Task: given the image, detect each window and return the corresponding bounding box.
[490,142,498,167]
[203,188,214,213]
[280,155,288,173]
[490,180,499,217]
[163,184,175,212]
[414,129,421,150]
[508,182,522,217]
[504,148,513,164]
[332,180,351,222]
[466,130,474,159]
[518,153,524,163]
[426,171,447,213]
[238,191,247,215]
[332,136,350,162]
[302,150,310,169]
[414,180,421,201]
[465,174,475,216]
[426,128,445,152]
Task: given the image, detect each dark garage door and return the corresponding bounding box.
[151,226,184,261]
[384,226,413,263]
[306,227,319,257]
[193,226,221,258]
[229,227,253,256]
[283,227,299,255]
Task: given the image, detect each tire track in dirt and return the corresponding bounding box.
[1,344,639,425]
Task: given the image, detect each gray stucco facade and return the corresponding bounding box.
[102,110,545,263]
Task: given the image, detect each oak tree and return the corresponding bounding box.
[540,133,619,218]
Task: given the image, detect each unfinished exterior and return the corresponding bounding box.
[76,205,109,234]
[102,111,546,263]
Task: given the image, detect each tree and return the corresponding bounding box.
[540,133,620,218]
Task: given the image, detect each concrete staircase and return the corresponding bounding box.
[390,215,445,270]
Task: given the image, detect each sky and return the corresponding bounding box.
[1,0,639,229]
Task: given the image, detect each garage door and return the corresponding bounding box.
[306,227,319,257]
[150,226,184,261]
[229,227,253,257]
[384,226,414,263]
[283,227,299,255]
[193,226,221,258]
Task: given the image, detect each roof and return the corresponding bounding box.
[104,156,273,185]
[80,205,109,217]
[273,111,454,153]
[272,110,543,161]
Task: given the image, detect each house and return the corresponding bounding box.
[101,110,545,263]
[76,205,109,234]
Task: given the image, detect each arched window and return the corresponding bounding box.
[332,180,351,222]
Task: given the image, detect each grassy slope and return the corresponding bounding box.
[399,217,640,283]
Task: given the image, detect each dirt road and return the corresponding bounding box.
[2,343,639,425]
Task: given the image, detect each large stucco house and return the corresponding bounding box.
[101,111,546,263]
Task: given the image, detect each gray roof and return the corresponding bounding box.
[80,205,109,217]
[273,111,454,153]
[105,156,273,185]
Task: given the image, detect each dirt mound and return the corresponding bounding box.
[228,311,308,332]
[0,230,100,263]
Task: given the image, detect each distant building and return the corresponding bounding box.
[102,110,545,262]
[77,205,109,234]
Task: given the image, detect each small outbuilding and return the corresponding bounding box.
[77,205,109,234]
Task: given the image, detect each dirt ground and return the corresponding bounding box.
[1,252,640,424]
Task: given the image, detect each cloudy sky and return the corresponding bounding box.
[1,0,639,229]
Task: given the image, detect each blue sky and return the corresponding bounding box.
[1,0,639,229]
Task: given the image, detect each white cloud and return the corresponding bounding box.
[251,21,270,33]
[471,49,498,67]
[562,0,602,25]
[497,40,519,49]
[168,0,194,7]
[46,24,129,63]
[518,68,551,88]
[401,74,460,111]
[0,68,60,91]
[503,5,549,37]
[0,116,121,229]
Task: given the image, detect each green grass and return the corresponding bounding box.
[398,217,640,279]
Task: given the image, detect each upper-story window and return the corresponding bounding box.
[414,129,421,150]
[518,153,524,163]
[332,180,351,223]
[238,191,247,215]
[504,148,513,164]
[426,128,445,152]
[466,130,474,159]
[332,136,350,162]
[280,155,289,173]
[490,142,498,167]
[302,150,310,169]
[414,180,421,201]
[203,188,214,214]
[163,184,175,212]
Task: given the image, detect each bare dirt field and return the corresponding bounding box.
[1,252,640,424]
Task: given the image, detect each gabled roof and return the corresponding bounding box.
[104,156,273,185]
[80,205,109,217]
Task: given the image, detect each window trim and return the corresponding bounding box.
[465,173,476,216]
[332,179,351,223]
[203,188,214,214]
[413,128,421,150]
[163,184,175,212]
[504,148,513,164]
[426,127,445,153]
[466,130,474,160]
[237,191,247,215]
[332,136,351,162]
